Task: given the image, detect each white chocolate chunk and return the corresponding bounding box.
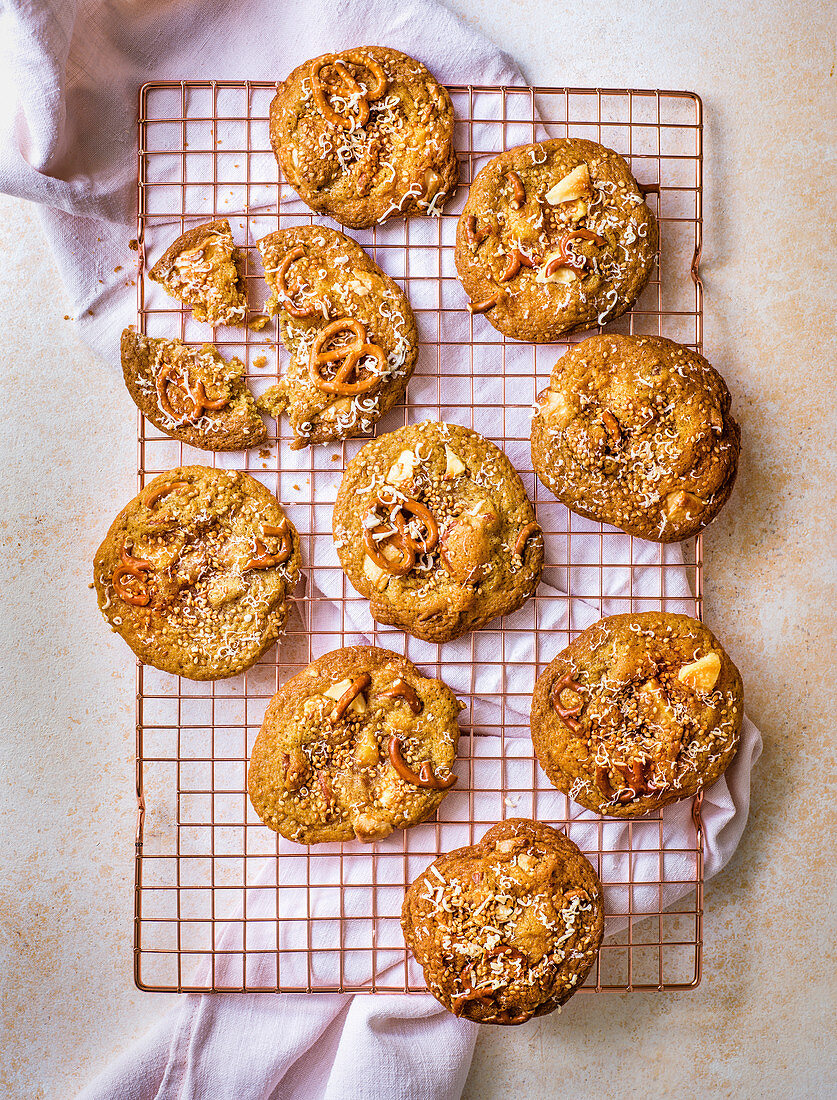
[545,163,591,205]
[386,448,417,485]
[363,553,389,590]
[678,652,722,692]
[444,445,466,479]
[537,388,574,428]
[535,255,578,284]
[323,677,367,713]
[324,678,353,700]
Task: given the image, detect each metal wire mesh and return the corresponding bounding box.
[134,82,705,993]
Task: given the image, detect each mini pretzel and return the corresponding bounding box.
[282,752,307,792]
[363,493,439,576]
[466,215,488,248]
[275,246,320,318]
[601,410,622,441]
[310,51,387,131]
[243,519,292,571]
[513,521,541,558]
[550,670,585,732]
[500,248,535,283]
[156,364,229,424]
[342,49,387,99]
[545,229,607,277]
[595,765,614,799]
[112,544,153,607]
[262,519,293,562]
[142,480,188,509]
[379,677,423,714]
[451,989,495,1016]
[330,673,371,723]
[387,736,457,789]
[309,318,385,395]
[617,758,658,799]
[564,228,606,247]
[562,888,589,904]
[467,292,505,315]
[453,947,528,1021]
[491,1007,534,1025]
[364,516,415,576]
[505,171,525,209]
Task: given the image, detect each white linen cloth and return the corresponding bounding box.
[1,2,761,1099]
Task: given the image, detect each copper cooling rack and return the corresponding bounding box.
[133,82,705,993]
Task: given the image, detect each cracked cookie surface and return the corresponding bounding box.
[530,612,744,817]
[269,46,458,228]
[148,219,247,326]
[455,139,657,341]
[248,646,463,844]
[93,466,300,680]
[402,818,604,1024]
[121,330,266,451]
[530,335,740,542]
[256,226,418,448]
[333,422,543,643]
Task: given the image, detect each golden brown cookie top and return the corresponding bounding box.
[248,646,463,844]
[401,819,604,1023]
[332,422,543,643]
[530,334,740,541]
[148,219,247,326]
[269,46,458,229]
[93,466,300,680]
[121,330,266,452]
[530,612,744,817]
[256,226,418,448]
[455,139,657,342]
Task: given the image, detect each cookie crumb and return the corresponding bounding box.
[253,355,268,369]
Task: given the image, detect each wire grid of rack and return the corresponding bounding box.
[134,82,705,993]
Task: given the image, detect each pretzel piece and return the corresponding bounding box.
[112,544,153,607]
[550,670,585,732]
[309,317,384,395]
[387,736,457,789]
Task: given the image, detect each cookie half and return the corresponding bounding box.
[333,422,544,643]
[455,139,657,341]
[530,335,740,541]
[248,646,463,843]
[93,466,300,680]
[148,219,247,326]
[256,226,418,448]
[121,330,266,451]
[269,46,458,228]
[530,612,744,817]
[402,818,604,1024]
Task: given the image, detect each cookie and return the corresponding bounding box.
[256,226,418,449]
[333,422,544,643]
[269,46,458,229]
[121,330,266,451]
[401,818,604,1024]
[455,139,658,342]
[530,335,740,542]
[93,466,300,680]
[148,219,247,326]
[530,612,744,817]
[248,646,463,843]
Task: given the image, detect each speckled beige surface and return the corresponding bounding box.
[1,4,835,1097]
